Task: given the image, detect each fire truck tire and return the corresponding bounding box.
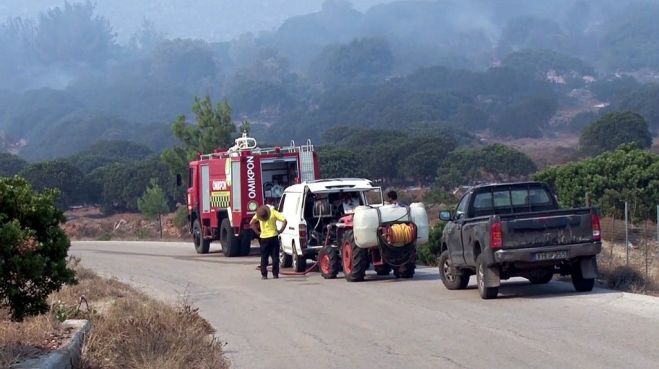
[192,219,210,254]
[220,219,241,257]
[343,231,368,282]
[279,247,292,268]
[292,242,307,273]
[394,262,415,279]
[374,264,392,276]
[239,231,252,256]
[319,245,340,279]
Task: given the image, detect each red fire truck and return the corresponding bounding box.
[186,133,320,257]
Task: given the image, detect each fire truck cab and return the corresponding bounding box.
[187,133,319,257]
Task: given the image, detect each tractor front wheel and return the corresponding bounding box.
[319,245,340,279]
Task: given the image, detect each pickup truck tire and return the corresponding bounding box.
[342,231,368,282]
[476,255,499,299]
[438,250,469,290]
[319,245,340,279]
[571,261,595,292]
[279,247,292,268]
[192,219,210,254]
[527,270,554,285]
[374,264,392,276]
[220,219,241,257]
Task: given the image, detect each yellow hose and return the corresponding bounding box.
[388,223,415,245]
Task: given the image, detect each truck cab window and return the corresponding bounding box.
[455,194,469,220]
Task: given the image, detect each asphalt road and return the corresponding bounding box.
[71,241,659,369]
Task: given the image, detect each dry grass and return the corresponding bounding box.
[598,240,659,295]
[82,297,226,369]
[0,310,64,368]
[2,258,229,369]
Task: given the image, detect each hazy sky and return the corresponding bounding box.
[0,0,397,42]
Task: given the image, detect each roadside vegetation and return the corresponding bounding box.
[1,260,229,369]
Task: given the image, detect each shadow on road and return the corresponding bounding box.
[494,280,617,299]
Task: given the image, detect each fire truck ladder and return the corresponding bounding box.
[298,139,315,182]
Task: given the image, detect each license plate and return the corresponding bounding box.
[534,250,568,261]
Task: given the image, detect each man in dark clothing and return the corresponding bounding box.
[387,190,401,206]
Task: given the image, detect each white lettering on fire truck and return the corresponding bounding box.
[246,156,257,199]
[212,180,227,191]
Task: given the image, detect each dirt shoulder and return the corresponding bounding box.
[1,259,228,369]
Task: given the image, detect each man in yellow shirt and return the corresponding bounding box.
[250,205,288,279]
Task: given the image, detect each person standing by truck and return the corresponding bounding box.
[250,205,288,279]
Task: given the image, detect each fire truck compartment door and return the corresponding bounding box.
[201,165,210,213]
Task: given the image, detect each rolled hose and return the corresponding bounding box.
[385,223,416,246]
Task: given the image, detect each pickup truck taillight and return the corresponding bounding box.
[592,213,601,241]
[490,221,503,249]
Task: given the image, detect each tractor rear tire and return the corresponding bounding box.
[342,231,368,282]
[319,245,340,279]
[374,264,392,276]
[192,219,210,254]
[220,218,241,257]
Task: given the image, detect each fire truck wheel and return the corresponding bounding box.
[342,231,368,282]
[239,231,252,256]
[279,247,292,268]
[374,264,392,276]
[220,218,241,257]
[292,242,307,273]
[319,245,340,279]
[192,219,210,254]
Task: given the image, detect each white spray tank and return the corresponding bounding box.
[353,203,429,248]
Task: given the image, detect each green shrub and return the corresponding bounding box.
[607,266,648,292]
[173,205,189,229]
[417,222,446,266]
[0,176,76,321]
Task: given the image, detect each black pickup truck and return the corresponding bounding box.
[438,182,602,299]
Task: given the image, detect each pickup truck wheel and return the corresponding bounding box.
[279,246,292,268]
[192,220,210,254]
[374,264,392,276]
[571,263,595,292]
[438,250,469,289]
[342,231,368,282]
[220,219,241,257]
[292,243,307,273]
[527,270,554,285]
[476,255,498,299]
[319,246,340,279]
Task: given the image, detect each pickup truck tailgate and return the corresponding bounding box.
[500,209,595,249]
